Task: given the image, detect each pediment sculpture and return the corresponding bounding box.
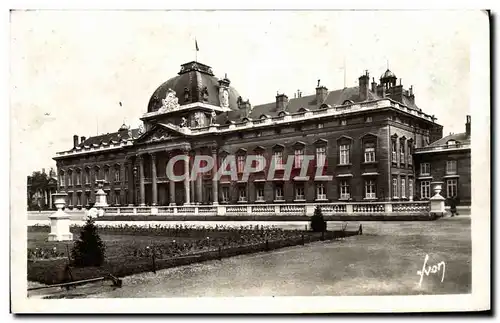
[147,128,171,143]
[158,88,180,113]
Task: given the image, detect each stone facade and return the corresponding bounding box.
[53,61,450,208]
[413,116,471,205]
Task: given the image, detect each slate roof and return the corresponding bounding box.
[244,86,383,121]
[426,132,470,147]
[78,128,141,148]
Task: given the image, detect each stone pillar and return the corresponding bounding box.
[184,150,191,205]
[169,180,176,206]
[48,192,73,241]
[49,189,53,209]
[138,154,145,206]
[430,181,446,217]
[126,159,134,206]
[196,150,203,204]
[168,152,176,206]
[212,148,219,205]
[189,150,195,204]
[151,153,158,206]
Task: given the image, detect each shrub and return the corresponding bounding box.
[310,206,327,232]
[71,218,106,267]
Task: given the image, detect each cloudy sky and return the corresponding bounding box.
[10,10,482,174]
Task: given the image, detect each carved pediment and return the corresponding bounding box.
[137,126,180,144]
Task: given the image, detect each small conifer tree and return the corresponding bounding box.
[310,206,327,232]
[71,218,106,267]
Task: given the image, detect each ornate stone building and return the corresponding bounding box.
[413,116,471,205]
[53,61,446,208]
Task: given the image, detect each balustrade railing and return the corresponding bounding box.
[101,200,431,217]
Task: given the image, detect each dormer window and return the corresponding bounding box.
[447,140,457,147]
[341,119,347,126]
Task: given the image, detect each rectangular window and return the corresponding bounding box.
[400,142,405,165]
[124,167,129,182]
[316,146,326,167]
[105,191,110,204]
[68,173,73,186]
[221,187,229,202]
[401,178,406,198]
[94,169,99,182]
[421,180,431,199]
[420,163,430,176]
[446,179,458,198]
[446,160,457,175]
[316,183,326,200]
[238,186,247,202]
[392,177,398,198]
[409,178,414,199]
[68,193,73,206]
[392,141,397,163]
[115,169,120,182]
[340,180,350,199]
[274,151,284,169]
[256,185,265,201]
[104,168,110,182]
[77,193,82,206]
[237,155,245,173]
[60,174,65,187]
[114,190,120,205]
[275,184,284,200]
[365,180,376,199]
[295,184,305,200]
[294,149,304,168]
[408,143,413,165]
[364,143,376,163]
[85,192,90,205]
[339,144,350,165]
[76,172,81,185]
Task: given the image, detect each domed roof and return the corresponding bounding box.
[147,61,242,113]
[380,69,397,80]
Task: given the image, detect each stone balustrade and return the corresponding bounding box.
[103,201,431,217]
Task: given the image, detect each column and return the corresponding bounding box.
[168,152,176,206]
[138,154,145,206]
[126,158,134,206]
[212,148,219,205]
[189,150,195,204]
[49,189,53,209]
[151,153,158,206]
[196,149,203,204]
[184,149,191,205]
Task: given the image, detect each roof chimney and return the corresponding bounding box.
[316,79,328,107]
[358,70,370,101]
[276,93,289,112]
[371,77,377,93]
[80,136,86,144]
[73,135,78,148]
[466,115,471,137]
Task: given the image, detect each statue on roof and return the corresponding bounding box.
[138,124,145,135]
[210,110,217,125]
[159,88,180,113]
[201,86,209,102]
[179,117,187,128]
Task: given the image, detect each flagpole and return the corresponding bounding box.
[195,38,198,62]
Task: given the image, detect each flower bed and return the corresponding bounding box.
[27,224,360,285]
